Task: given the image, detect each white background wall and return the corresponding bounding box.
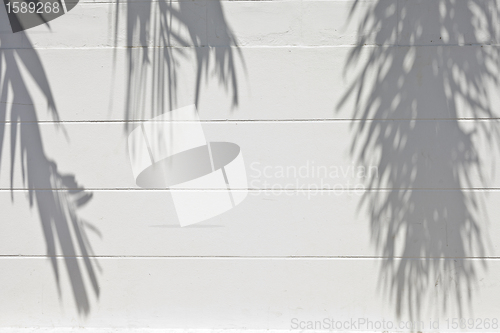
[1,0,500,330]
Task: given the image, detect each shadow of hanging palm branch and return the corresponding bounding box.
[338,0,500,320]
[0,24,100,315]
[115,0,242,128]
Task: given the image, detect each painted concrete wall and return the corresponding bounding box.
[1,0,500,330]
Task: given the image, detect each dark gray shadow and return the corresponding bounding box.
[116,0,244,226]
[115,0,243,130]
[0,19,100,315]
[338,0,500,321]
[3,0,79,33]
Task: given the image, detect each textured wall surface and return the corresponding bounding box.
[1,0,500,330]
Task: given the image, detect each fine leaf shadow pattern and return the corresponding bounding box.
[338,0,500,321]
[0,12,100,316]
[114,0,243,130]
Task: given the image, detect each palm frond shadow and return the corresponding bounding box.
[338,0,500,320]
[0,21,100,315]
[116,0,243,129]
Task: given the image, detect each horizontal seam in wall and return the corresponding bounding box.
[77,0,316,3]
[0,255,498,260]
[1,44,499,50]
[2,188,500,191]
[0,119,499,123]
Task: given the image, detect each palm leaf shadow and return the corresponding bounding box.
[115,0,243,129]
[0,23,100,315]
[338,0,500,320]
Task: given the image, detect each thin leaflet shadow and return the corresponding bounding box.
[115,0,243,130]
[0,25,100,315]
[116,0,246,226]
[338,0,500,321]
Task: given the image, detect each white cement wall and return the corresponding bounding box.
[1,0,500,331]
